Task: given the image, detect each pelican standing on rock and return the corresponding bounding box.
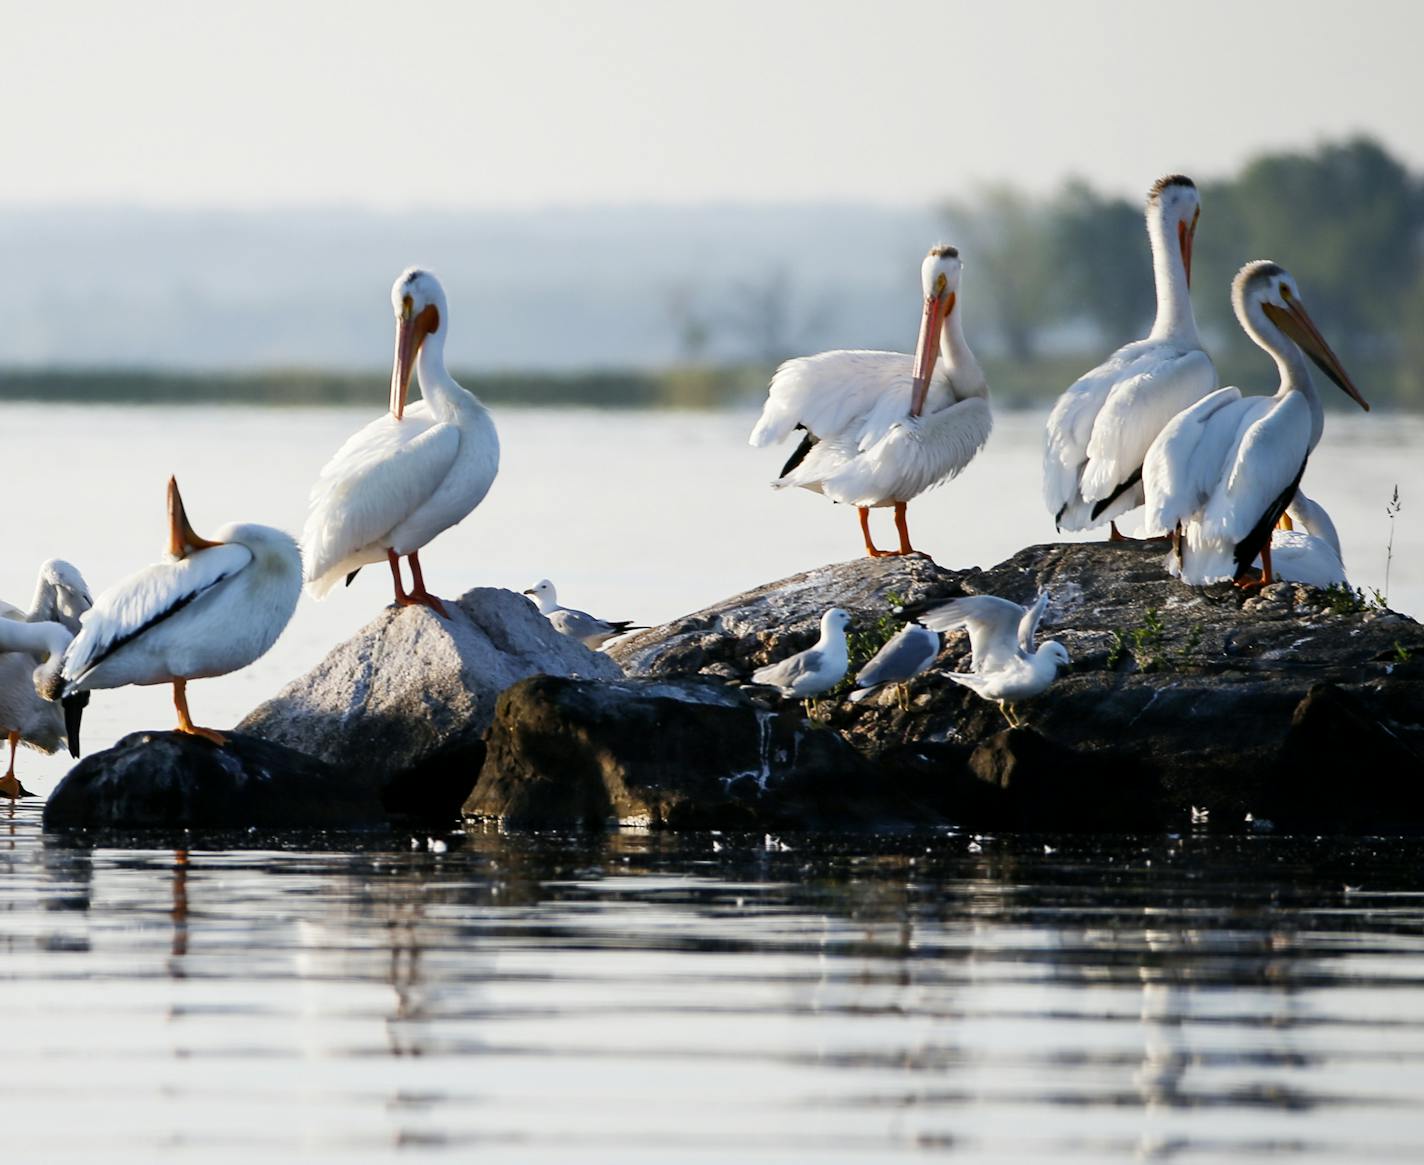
[304,268,500,616]
[922,591,1068,726]
[57,478,302,745]
[522,579,647,650]
[1141,262,1369,588]
[0,618,75,799]
[1044,175,1215,537]
[750,246,991,558]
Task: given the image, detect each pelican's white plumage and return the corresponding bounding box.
[0,617,75,795]
[1262,490,1347,589]
[922,592,1067,722]
[304,268,499,610]
[523,579,645,650]
[59,480,302,741]
[1,559,93,633]
[1044,176,1216,532]
[1142,262,1369,587]
[849,621,940,703]
[751,608,852,698]
[751,246,991,556]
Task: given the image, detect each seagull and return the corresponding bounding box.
[848,621,941,705]
[303,268,500,616]
[751,608,853,706]
[522,579,647,650]
[921,591,1069,726]
[58,478,302,746]
[1142,261,1368,588]
[1255,488,1347,589]
[1043,175,1216,538]
[750,246,991,557]
[0,617,75,799]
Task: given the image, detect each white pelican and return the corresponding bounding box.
[521,579,647,650]
[303,268,500,616]
[922,591,1068,726]
[751,608,852,699]
[848,621,940,704]
[1263,490,1347,589]
[1,559,92,631]
[58,478,302,745]
[1141,261,1369,588]
[1044,175,1215,537]
[0,618,74,799]
[750,246,991,557]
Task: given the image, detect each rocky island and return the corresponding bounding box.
[42,542,1424,835]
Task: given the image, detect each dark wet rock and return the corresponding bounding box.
[611,543,1424,831]
[464,674,923,830]
[239,586,621,805]
[43,730,384,830]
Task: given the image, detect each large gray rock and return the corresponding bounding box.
[612,543,1424,829]
[43,730,384,830]
[464,674,918,830]
[240,587,622,785]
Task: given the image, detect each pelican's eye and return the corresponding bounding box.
[400,295,414,321]
[934,274,948,297]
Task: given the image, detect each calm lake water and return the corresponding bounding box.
[3,404,1420,792]
[2,403,1423,1161]
[3,821,1424,1163]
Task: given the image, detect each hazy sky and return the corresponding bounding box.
[5,0,1421,209]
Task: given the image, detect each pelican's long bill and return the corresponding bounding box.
[910,289,954,417]
[390,300,439,420]
[1264,297,1370,411]
[1178,209,1198,288]
[166,476,222,560]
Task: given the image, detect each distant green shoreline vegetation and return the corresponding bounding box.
[2,351,1413,411]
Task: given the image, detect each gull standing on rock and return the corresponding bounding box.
[1141,261,1368,588]
[751,608,853,707]
[849,622,941,705]
[922,591,1069,726]
[303,268,500,616]
[57,478,302,747]
[523,579,647,650]
[750,246,991,558]
[1044,176,1216,538]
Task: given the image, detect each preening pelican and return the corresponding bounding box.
[921,591,1068,726]
[304,268,500,615]
[59,478,302,745]
[1142,262,1368,588]
[1264,489,1347,589]
[1044,176,1215,536]
[750,246,991,557]
[0,618,74,799]
[1,559,92,631]
[522,579,647,650]
[751,608,852,699]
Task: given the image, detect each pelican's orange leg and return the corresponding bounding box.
[1234,535,1274,592]
[1108,522,1128,542]
[0,731,33,800]
[405,551,449,618]
[859,507,892,558]
[892,501,923,557]
[172,679,226,746]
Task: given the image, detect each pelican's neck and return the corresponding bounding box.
[25,572,53,621]
[1146,210,1199,344]
[939,308,988,399]
[1246,310,1326,449]
[414,325,471,418]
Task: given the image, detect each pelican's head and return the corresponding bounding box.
[911,244,963,417]
[390,268,448,420]
[1041,641,1071,672]
[1233,260,1369,411]
[1147,175,1200,288]
[821,607,853,637]
[39,559,92,623]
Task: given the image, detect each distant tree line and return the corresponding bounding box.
[941,136,1424,406]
